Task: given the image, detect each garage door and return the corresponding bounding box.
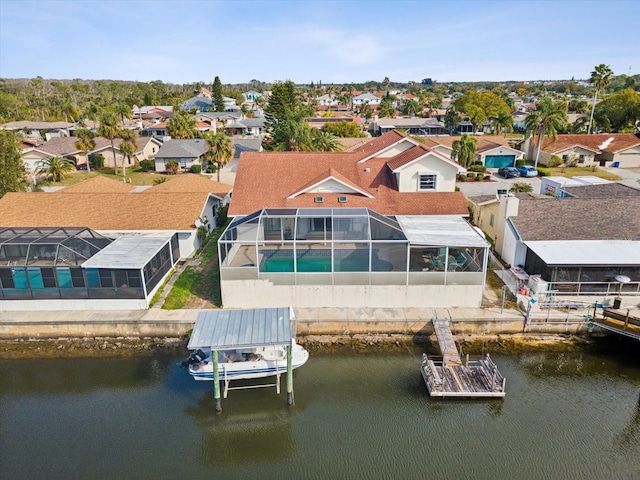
[485,155,516,168]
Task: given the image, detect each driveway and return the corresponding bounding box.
[602,166,640,189]
[456,172,541,197]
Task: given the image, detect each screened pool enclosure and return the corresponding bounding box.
[219,208,488,287]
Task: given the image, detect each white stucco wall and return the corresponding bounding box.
[374,139,416,158]
[221,281,484,309]
[396,155,457,192]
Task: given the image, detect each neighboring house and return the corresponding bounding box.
[470,189,640,296]
[219,129,489,309]
[224,117,265,136]
[0,175,233,310]
[243,90,262,103]
[20,136,162,171]
[530,134,640,168]
[232,138,262,159]
[315,94,340,107]
[152,139,208,172]
[194,111,241,125]
[306,114,362,130]
[352,93,382,106]
[421,136,523,168]
[370,117,445,136]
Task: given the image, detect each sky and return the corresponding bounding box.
[0,0,638,85]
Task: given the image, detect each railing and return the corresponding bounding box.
[539,281,640,297]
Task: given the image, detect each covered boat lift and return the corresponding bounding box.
[188,307,297,411]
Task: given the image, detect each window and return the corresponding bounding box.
[418,173,437,190]
[314,196,324,203]
[578,154,585,163]
[489,213,495,227]
[562,154,568,161]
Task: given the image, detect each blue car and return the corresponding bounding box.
[517,165,538,177]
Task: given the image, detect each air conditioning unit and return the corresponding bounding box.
[528,275,548,294]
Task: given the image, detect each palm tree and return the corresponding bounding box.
[118,129,138,179]
[74,129,96,172]
[311,130,342,152]
[510,182,533,193]
[98,111,122,175]
[451,134,478,168]
[489,111,513,136]
[202,131,234,182]
[115,103,132,128]
[587,64,614,134]
[36,156,76,182]
[525,97,567,169]
[167,112,197,139]
[401,99,421,116]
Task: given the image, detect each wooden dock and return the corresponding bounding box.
[421,319,506,398]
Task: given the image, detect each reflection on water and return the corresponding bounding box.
[1,344,640,480]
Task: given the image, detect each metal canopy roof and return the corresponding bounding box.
[524,240,640,266]
[188,308,293,350]
[82,235,172,269]
[397,215,489,247]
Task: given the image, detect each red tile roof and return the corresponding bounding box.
[542,134,640,154]
[229,130,468,217]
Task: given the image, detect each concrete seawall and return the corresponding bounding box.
[0,306,591,340]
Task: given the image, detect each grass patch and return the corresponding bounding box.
[50,169,168,186]
[161,221,228,310]
[486,269,518,310]
[537,166,621,181]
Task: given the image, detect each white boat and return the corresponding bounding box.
[181,343,309,381]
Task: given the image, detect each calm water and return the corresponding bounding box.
[1,344,640,480]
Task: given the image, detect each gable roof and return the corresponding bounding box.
[153,139,207,158]
[421,135,509,152]
[541,134,640,154]
[385,144,460,172]
[287,167,374,199]
[511,197,640,241]
[142,174,232,198]
[57,176,136,193]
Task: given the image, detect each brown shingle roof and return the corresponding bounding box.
[541,134,640,154]
[511,197,640,241]
[57,176,136,194]
[0,192,211,230]
[142,174,232,198]
[563,183,640,198]
[422,135,508,151]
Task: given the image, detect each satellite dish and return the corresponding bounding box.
[615,275,631,284]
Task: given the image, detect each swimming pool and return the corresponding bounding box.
[261,255,393,272]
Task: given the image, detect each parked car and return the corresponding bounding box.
[517,165,538,177]
[498,167,519,178]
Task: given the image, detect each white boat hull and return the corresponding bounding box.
[188,343,309,381]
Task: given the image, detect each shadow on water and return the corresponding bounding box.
[615,391,640,453]
[0,353,178,395]
[184,386,308,466]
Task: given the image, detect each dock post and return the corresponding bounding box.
[212,350,221,412]
[286,342,294,406]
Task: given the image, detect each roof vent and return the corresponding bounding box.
[338,196,347,203]
[364,167,370,172]
[314,196,324,203]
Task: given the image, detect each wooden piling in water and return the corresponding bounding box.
[212,350,221,412]
[286,343,293,405]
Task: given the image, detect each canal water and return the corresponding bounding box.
[1,344,640,480]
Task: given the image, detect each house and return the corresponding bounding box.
[243,90,262,103]
[352,93,382,106]
[219,130,489,309]
[531,134,640,168]
[152,139,208,172]
[469,190,640,296]
[422,136,524,168]
[370,117,445,136]
[0,174,233,311]
[223,117,265,137]
[20,136,162,171]
[315,94,340,107]
[305,114,362,130]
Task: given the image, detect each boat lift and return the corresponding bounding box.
[187,307,298,412]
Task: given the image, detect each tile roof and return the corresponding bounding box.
[229,132,468,217]
[0,192,212,230]
[562,183,640,198]
[344,130,408,157]
[421,135,509,151]
[541,134,640,154]
[386,145,435,171]
[142,174,232,197]
[511,197,640,241]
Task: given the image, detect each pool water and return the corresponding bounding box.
[262,256,392,272]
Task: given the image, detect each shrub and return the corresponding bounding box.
[548,155,562,167]
[139,159,155,172]
[190,164,202,173]
[476,172,484,181]
[472,160,483,166]
[216,204,229,226]
[88,153,104,169]
[466,172,476,178]
[483,174,491,181]
[206,164,217,173]
[515,159,526,167]
[469,164,487,172]
[166,160,179,175]
[153,176,168,185]
[457,175,466,182]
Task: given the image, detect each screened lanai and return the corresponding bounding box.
[219,208,488,287]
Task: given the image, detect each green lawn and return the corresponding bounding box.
[51,169,166,186]
[536,166,621,181]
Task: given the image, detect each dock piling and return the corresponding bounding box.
[286,343,294,405]
[212,350,221,412]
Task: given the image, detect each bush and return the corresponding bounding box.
[469,164,487,172]
[537,167,550,177]
[206,164,217,173]
[139,159,155,172]
[466,172,476,178]
[153,176,168,185]
[190,164,202,173]
[472,160,483,166]
[166,160,179,175]
[476,172,484,181]
[88,153,104,169]
[216,204,229,226]
[548,155,562,167]
[515,159,526,167]
[483,174,491,181]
